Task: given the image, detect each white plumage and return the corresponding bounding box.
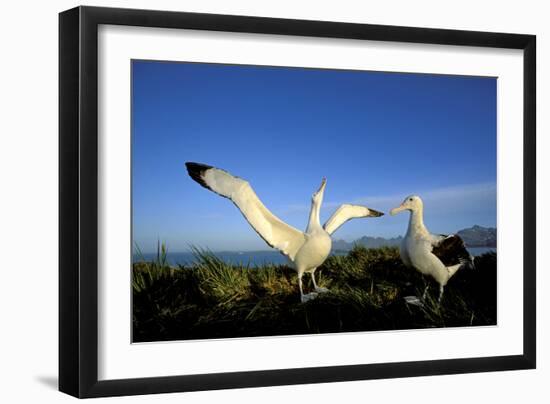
[391,195,474,303]
[186,162,384,302]
[323,204,380,236]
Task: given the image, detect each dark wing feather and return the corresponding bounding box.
[186,162,216,192]
[432,235,473,267]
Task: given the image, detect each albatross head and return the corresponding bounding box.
[390,195,423,215]
[312,177,327,204]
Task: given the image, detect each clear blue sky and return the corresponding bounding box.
[132,60,496,253]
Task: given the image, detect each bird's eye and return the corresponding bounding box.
[409,198,413,201]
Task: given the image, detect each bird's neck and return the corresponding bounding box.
[406,207,428,236]
[306,200,323,233]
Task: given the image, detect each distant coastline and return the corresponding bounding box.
[134,246,496,267]
[332,225,496,250]
[133,225,496,267]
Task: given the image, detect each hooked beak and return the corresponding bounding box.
[317,177,327,193]
[368,208,384,217]
[390,204,406,216]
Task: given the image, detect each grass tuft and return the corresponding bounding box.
[132,245,497,342]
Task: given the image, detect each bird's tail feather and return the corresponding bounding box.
[447,256,475,278]
[460,256,476,270]
[447,262,464,278]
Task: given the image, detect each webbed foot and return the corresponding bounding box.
[301,292,319,303]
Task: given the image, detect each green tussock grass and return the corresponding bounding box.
[132,244,496,342]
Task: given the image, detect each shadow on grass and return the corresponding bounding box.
[132,245,496,342]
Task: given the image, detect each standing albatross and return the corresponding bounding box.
[186,162,384,302]
[390,195,474,303]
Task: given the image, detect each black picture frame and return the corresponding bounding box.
[59,5,536,398]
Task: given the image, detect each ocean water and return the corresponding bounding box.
[134,247,496,267]
[467,247,497,256]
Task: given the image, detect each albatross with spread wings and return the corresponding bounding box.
[186,162,384,302]
[391,195,475,303]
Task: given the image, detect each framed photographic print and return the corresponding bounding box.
[59,6,536,398]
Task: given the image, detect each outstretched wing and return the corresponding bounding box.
[185,162,306,261]
[323,204,384,235]
[431,234,474,268]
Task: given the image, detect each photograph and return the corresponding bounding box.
[131,59,497,343]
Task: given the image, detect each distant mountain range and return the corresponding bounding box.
[332,225,496,251]
[456,225,497,247]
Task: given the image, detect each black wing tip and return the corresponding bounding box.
[185,162,213,190]
[185,161,213,171]
[369,208,384,217]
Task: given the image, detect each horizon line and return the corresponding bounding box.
[133,224,497,254]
